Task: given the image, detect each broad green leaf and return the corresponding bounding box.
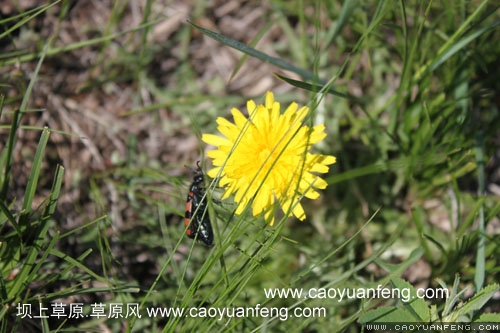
[444,283,500,322]
[391,278,430,322]
[474,313,500,322]
[360,306,421,323]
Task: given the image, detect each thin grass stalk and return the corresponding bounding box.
[474,131,485,291]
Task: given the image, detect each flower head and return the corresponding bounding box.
[202,92,336,225]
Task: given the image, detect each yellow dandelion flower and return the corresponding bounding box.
[202,91,336,225]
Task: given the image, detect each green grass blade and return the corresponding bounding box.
[6,209,52,301]
[0,109,22,199]
[414,0,495,79]
[474,131,486,291]
[0,200,21,237]
[0,2,61,40]
[429,20,500,74]
[412,207,433,262]
[0,94,4,119]
[42,165,64,218]
[14,33,51,225]
[189,21,320,82]
[19,127,50,226]
[43,248,93,288]
[49,248,107,283]
[59,215,108,239]
[485,201,500,222]
[291,208,381,286]
[457,197,486,237]
[19,39,50,118]
[230,21,275,81]
[325,0,359,47]
[0,18,163,66]
[275,73,364,102]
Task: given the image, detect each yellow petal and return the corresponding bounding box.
[207,149,227,161]
[216,116,237,130]
[310,163,329,173]
[287,104,308,125]
[202,134,231,147]
[322,155,337,165]
[207,167,221,178]
[253,186,273,215]
[311,177,328,189]
[309,125,327,143]
[235,202,245,215]
[283,101,298,118]
[232,107,248,129]
[303,188,320,199]
[265,91,275,109]
[291,202,306,221]
[264,209,275,226]
[219,175,232,187]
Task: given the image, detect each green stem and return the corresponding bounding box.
[474,131,485,291]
